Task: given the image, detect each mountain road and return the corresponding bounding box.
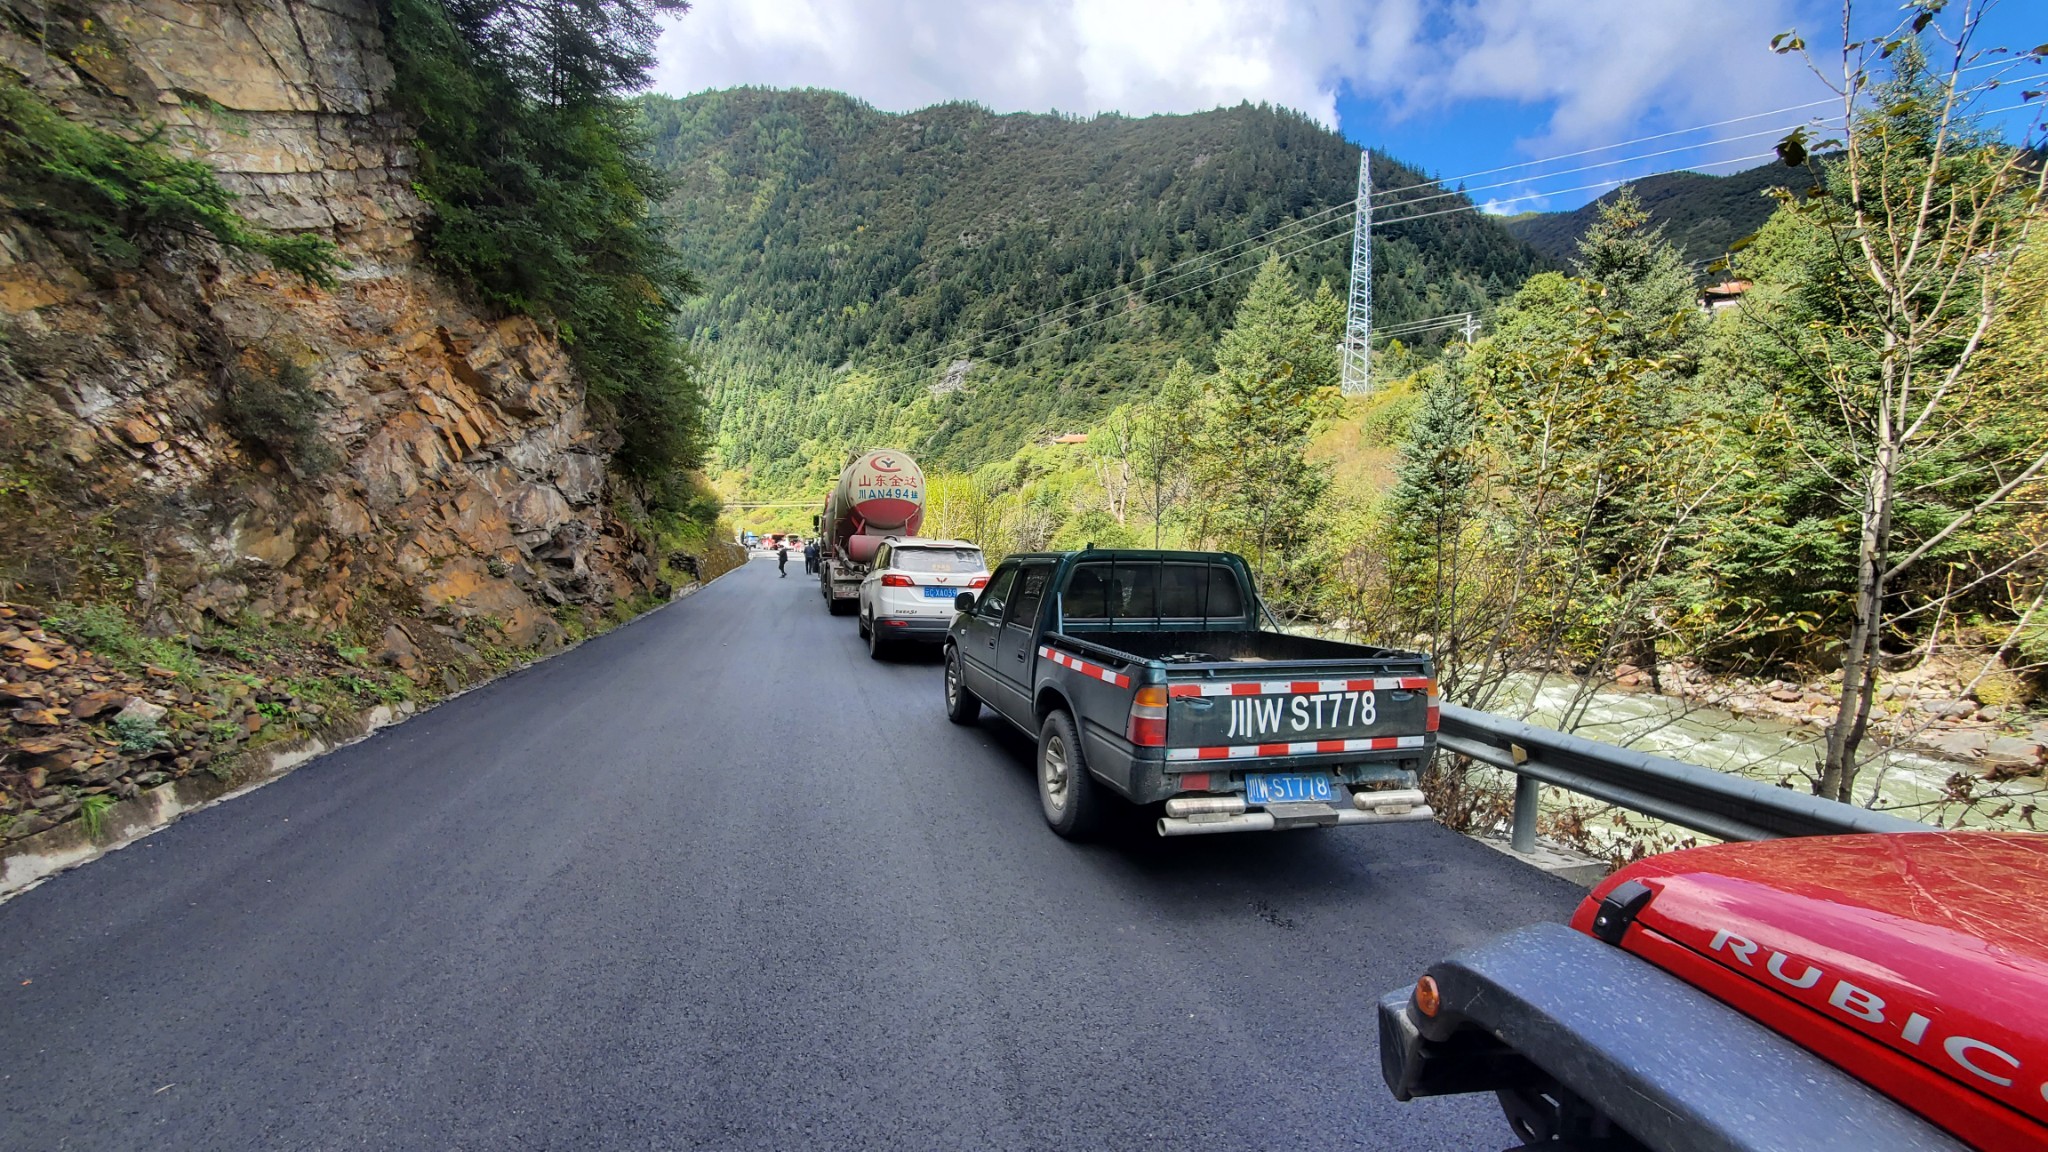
[0,555,1582,1150]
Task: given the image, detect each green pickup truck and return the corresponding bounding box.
[942,549,1440,838]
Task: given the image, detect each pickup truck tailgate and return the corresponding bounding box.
[1164,675,1437,761]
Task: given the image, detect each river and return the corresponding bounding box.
[1481,672,2044,837]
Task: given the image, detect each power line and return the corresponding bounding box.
[855,130,1811,390]
[1374,76,2012,217]
[844,90,2034,393]
[850,204,1355,379]
[1373,123,1827,214]
[1373,315,1471,337]
[1395,57,2015,192]
[975,149,1788,367]
[871,114,1818,381]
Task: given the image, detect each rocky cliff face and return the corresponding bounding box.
[0,0,707,849]
[3,0,659,642]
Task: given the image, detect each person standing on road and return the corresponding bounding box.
[803,539,819,575]
[776,541,790,578]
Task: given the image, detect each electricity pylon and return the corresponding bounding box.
[1341,150,1372,396]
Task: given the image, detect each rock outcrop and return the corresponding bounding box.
[2,0,656,643]
[0,0,732,848]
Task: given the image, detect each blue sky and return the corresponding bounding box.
[654,1,2046,213]
[1338,1,2047,212]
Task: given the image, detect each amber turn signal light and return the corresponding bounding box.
[1413,974,1441,1018]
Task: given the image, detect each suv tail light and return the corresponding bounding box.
[880,573,915,587]
[970,576,988,589]
[1126,685,1168,747]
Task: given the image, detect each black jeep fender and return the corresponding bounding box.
[1377,923,1963,1152]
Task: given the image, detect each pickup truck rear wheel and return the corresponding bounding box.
[1037,710,1103,839]
[944,645,981,724]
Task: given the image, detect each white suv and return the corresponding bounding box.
[858,538,988,658]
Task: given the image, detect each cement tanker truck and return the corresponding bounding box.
[816,450,925,614]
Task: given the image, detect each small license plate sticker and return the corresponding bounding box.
[922,586,959,599]
[1246,773,1335,805]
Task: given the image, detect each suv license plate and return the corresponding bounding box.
[922,586,960,599]
[1246,773,1334,805]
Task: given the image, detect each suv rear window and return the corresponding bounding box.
[893,548,985,574]
[1062,561,1244,623]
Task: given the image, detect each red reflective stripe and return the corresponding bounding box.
[1178,772,1211,791]
[1316,740,1345,753]
[1229,683,1262,696]
[1196,747,1231,760]
[1290,681,1318,695]
[1254,743,1287,756]
[1039,647,1128,687]
[1167,684,1202,698]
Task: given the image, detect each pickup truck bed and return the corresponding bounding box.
[1068,630,1422,665]
[944,549,1438,839]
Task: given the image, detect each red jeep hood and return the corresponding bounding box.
[1576,832,2048,1130]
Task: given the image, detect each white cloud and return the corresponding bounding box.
[1366,0,1820,148]
[652,0,1364,125]
[652,0,1823,146]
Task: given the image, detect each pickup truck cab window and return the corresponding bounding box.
[976,565,1017,618]
[1005,565,1051,628]
[1061,560,1245,626]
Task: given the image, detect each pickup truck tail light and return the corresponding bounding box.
[880,573,915,587]
[1126,685,1168,746]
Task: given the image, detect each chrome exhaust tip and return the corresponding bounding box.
[1164,794,1248,818]
[1157,811,1278,837]
[1353,787,1427,814]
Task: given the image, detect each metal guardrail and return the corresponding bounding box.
[1436,703,1927,849]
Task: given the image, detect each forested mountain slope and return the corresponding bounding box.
[640,89,1548,494]
[1502,159,1822,266]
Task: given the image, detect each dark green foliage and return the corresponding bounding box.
[0,76,341,285]
[1503,160,1823,268]
[1199,259,1339,598]
[223,358,338,478]
[641,89,1547,487]
[1388,369,1479,546]
[1571,188,1708,360]
[380,0,705,494]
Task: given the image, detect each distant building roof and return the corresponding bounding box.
[1700,279,1754,313]
[1051,433,1089,445]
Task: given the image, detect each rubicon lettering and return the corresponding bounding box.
[1704,927,2037,1103]
[1224,691,1376,739]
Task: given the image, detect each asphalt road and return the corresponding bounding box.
[0,556,1582,1150]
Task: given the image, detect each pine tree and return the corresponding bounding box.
[1387,364,1481,673]
[1134,359,1206,547]
[1572,186,1704,362]
[1199,258,1337,595]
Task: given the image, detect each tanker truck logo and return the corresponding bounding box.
[856,452,921,502]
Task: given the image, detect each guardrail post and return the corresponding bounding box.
[1509,737,1539,853]
[1511,775,1540,854]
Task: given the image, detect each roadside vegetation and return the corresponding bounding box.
[381,0,709,520]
